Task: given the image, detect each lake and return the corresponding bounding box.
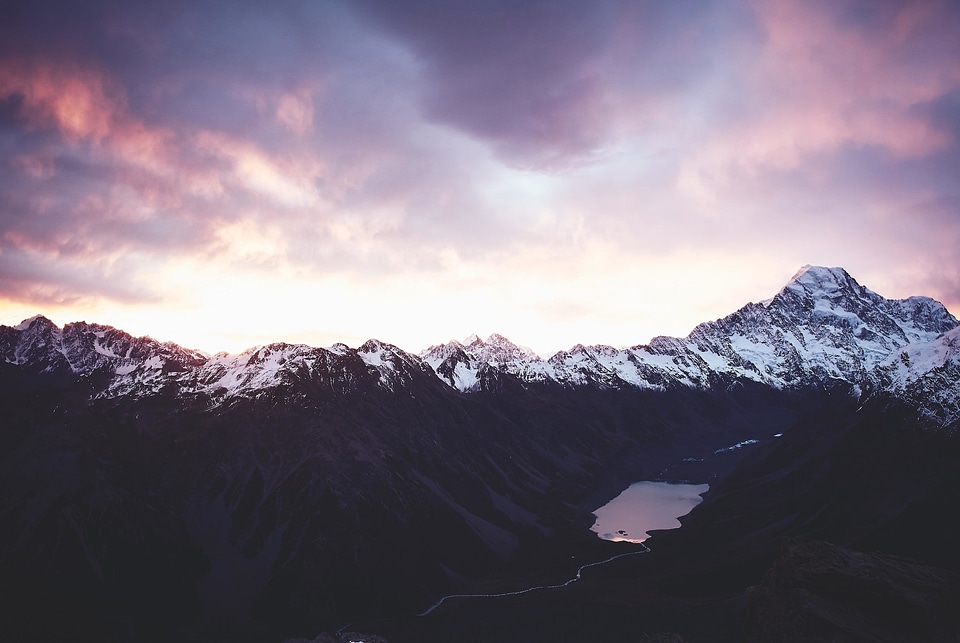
[591,481,709,543]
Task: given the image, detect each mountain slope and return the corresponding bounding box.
[1,265,958,642]
[879,325,960,427]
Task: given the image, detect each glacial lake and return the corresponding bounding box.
[591,481,710,543]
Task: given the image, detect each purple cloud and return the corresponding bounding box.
[351,0,749,168]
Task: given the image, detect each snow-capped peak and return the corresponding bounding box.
[326,342,351,356]
[358,339,396,367]
[789,263,839,282]
[418,333,548,392]
[782,265,861,299]
[14,315,55,331]
[474,333,541,364]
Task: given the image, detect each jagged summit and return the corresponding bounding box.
[774,266,954,329]
[419,333,547,392]
[766,265,956,343]
[763,265,865,306]
[437,333,541,359]
[781,264,868,301]
[788,263,847,284]
[473,333,541,363]
[13,314,55,331]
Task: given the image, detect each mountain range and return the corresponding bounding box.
[1,265,959,642]
[4,265,959,419]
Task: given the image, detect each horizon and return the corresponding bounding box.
[5,263,957,359]
[2,1,959,357]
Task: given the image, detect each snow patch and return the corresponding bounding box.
[359,348,393,370]
[714,439,759,454]
[115,363,137,375]
[143,356,164,369]
[93,340,118,358]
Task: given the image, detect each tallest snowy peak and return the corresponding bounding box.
[786,265,857,295]
[775,265,878,310]
[762,264,957,346]
[790,264,838,280]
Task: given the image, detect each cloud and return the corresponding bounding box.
[349,0,743,170]
[678,0,960,195]
[0,60,117,141]
[276,89,315,136]
[0,242,163,305]
[0,0,958,352]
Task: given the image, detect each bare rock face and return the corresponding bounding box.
[745,539,960,643]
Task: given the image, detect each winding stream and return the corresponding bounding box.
[416,543,650,617]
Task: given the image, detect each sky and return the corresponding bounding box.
[1,0,959,357]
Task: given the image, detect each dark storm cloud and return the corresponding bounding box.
[351,0,747,168]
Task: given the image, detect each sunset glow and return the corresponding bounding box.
[2,0,958,356]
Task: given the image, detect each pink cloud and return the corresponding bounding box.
[0,57,177,174]
[679,0,960,196]
[0,58,118,141]
[275,88,316,136]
